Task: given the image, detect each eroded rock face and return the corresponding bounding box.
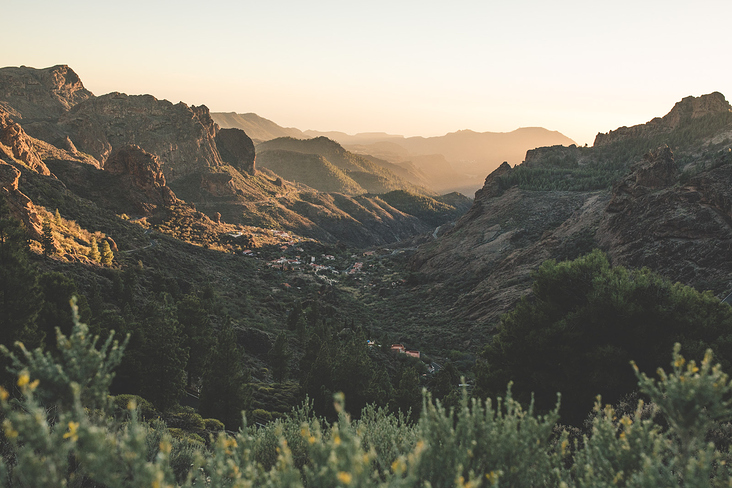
[594,92,732,147]
[59,93,224,179]
[215,128,255,175]
[606,146,677,213]
[0,161,44,240]
[0,109,50,175]
[104,145,178,213]
[473,161,511,200]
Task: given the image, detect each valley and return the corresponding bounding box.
[4,64,732,484]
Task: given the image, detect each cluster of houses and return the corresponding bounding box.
[366,340,421,359]
[390,343,421,359]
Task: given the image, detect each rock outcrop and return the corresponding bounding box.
[0,109,50,175]
[215,128,255,175]
[594,92,732,147]
[0,65,92,121]
[103,145,178,213]
[0,161,44,240]
[606,146,677,212]
[473,161,511,200]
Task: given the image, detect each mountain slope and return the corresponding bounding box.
[0,65,466,247]
[256,149,365,195]
[257,136,433,195]
[406,92,732,337]
[210,112,306,142]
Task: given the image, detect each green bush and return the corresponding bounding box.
[3,297,732,486]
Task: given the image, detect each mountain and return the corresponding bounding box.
[311,127,576,196]
[256,136,433,195]
[405,92,732,341]
[210,112,306,143]
[0,65,467,249]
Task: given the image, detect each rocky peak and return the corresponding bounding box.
[474,161,512,200]
[215,128,255,175]
[0,65,92,121]
[594,92,732,147]
[663,92,731,128]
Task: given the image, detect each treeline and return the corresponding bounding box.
[2,305,732,486]
[1,198,460,433]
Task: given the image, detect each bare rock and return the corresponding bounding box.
[607,146,677,213]
[0,109,50,175]
[0,65,92,121]
[215,128,255,175]
[104,144,179,214]
[474,161,512,200]
[0,161,44,240]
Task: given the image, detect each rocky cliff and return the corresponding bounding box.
[0,65,92,121]
[594,92,732,147]
[411,94,732,333]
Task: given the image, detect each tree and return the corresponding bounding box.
[199,320,252,430]
[475,249,732,425]
[36,272,92,350]
[0,198,41,352]
[100,240,114,266]
[177,294,213,388]
[268,332,291,383]
[119,296,188,411]
[41,220,55,257]
[394,366,421,422]
[88,237,100,262]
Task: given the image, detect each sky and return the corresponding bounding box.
[3,0,731,146]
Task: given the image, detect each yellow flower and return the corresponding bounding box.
[17,372,29,388]
[29,379,39,391]
[308,435,316,444]
[337,471,352,485]
[561,439,569,455]
[127,399,137,410]
[159,440,172,454]
[334,435,341,445]
[674,357,685,368]
[3,420,18,439]
[63,421,80,442]
[0,387,8,401]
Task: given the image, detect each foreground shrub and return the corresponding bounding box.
[2,298,732,486]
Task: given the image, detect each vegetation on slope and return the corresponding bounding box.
[475,249,732,425]
[256,149,365,195]
[3,301,732,487]
[257,137,431,195]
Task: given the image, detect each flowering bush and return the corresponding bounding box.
[1,301,731,487]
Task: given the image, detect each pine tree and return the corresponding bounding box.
[53,208,62,225]
[177,294,213,388]
[88,237,100,262]
[100,240,114,266]
[0,198,41,353]
[131,296,188,411]
[268,332,291,383]
[41,220,55,257]
[199,320,252,430]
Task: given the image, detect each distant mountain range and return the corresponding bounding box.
[210,113,576,195]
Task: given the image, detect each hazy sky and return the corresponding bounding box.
[3,0,730,145]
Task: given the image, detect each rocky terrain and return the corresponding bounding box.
[0,65,468,247]
[409,92,732,335]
